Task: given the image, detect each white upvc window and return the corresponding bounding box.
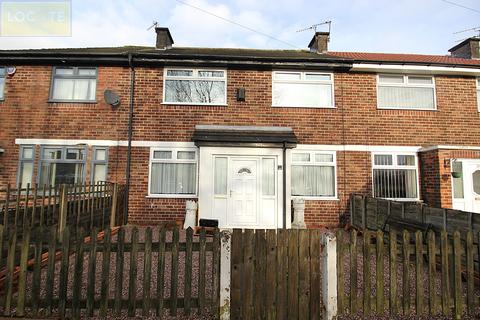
[291,150,337,199]
[476,77,480,112]
[0,67,5,100]
[91,147,108,183]
[17,145,35,187]
[50,67,97,102]
[163,68,227,105]
[272,71,334,108]
[148,147,198,197]
[372,152,419,201]
[377,74,436,110]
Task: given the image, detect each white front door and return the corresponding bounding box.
[464,162,480,213]
[228,158,259,225]
[199,147,288,229]
[452,160,480,213]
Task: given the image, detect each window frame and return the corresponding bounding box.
[291,150,337,200]
[148,147,199,198]
[376,74,437,111]
[49,66,98,103]
[0,67,5,101]
[16,145,35,187]
[37,145,88,186]
[272,70,335,108]
[91,146,109,184]
[371,151,420,201]
[162,67,227,106]
[476,77,480,112]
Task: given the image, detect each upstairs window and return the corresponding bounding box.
[291,151,336,198]
[377,74,436,110]
[477,78,480,111]
[272,71,334,108]
[163,68,226,105]
[0,67,5,100]
[372,152,418,200]
[50,67,97,102]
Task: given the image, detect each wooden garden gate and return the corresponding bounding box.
[229,229,325,319]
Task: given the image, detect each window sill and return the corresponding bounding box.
[291,196,339,201]
[377,197,422,202]
[161,102,228,107]
[377,107,437,111]
[272,105,336,109]
[48,100,98,104]
[146,194,198,199]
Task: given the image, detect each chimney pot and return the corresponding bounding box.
[308,32,329,54]
[155,27,174,50]
[448,37,479,59]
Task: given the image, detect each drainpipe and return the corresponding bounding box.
[124,53,136,224]
[283,142,287,229]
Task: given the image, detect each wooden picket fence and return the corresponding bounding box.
[230,229,324,320]
[337,228,480,318]
[0,225,220,318]
[0,182,127,236]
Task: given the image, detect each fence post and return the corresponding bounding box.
[58,184,67,235]
[322,231,337,320]
[220,229,232,320]
[110,183,119,228]
[362,196,367,229]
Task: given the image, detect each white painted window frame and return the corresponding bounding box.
[476,77,480,112]
[371,151,420,201]
[291,150,338,200]
[272,70,335,108]
[0,67,5,101]
[376,74,437,111]
[162,67,227,106]
[147,146,199,198]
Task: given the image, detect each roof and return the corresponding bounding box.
[0,45,479,68]
[0,46,348,60]
[328,51,480,67]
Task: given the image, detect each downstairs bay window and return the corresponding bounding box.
[291,151,336,198]
[17,145,34,187]
[372,152,419,200]
[39,146,86,186]
[149,148,197,197]
[377,74,436,110]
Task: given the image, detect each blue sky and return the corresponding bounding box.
[0,0,479,54]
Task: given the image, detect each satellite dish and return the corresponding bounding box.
[104,89,121,107]
[6,66,16,76]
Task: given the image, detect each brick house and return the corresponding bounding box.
[0,28,479,229]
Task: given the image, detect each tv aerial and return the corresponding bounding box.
[296,21,332,34]
[147,21,159,31]
[453,26,480,42]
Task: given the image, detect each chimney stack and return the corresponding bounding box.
[448,37,480,59]
[308,32,330,53]
[155,27,174,50]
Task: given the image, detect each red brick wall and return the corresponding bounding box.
[1,65,480,227]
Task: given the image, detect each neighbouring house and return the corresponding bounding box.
[0,28,479,229]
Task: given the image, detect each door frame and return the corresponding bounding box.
[198,146,291,229]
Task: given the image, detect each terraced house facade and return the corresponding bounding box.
[0,28,479,229]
